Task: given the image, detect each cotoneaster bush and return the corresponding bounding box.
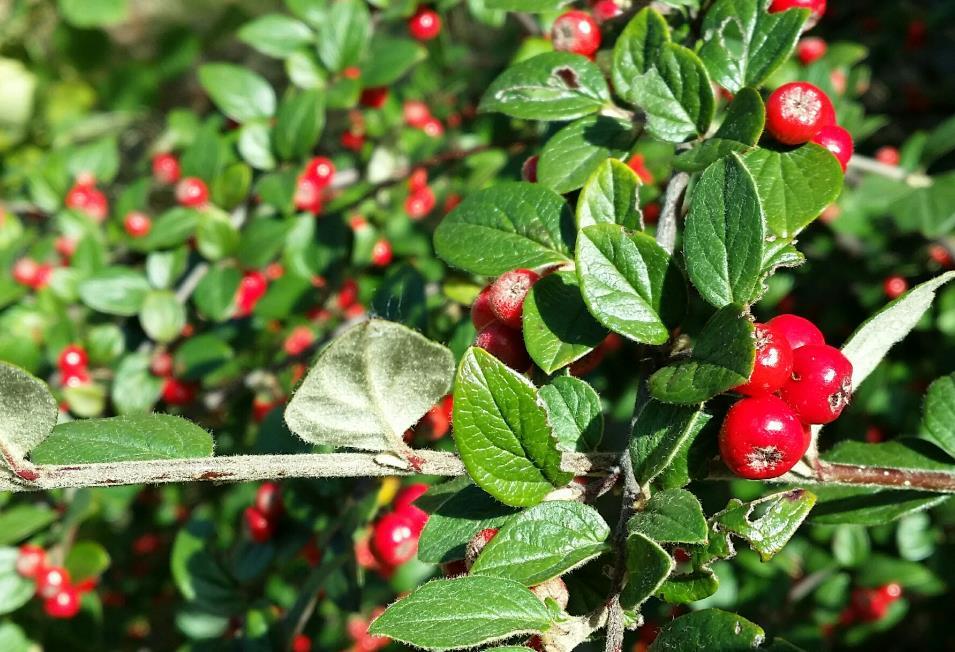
[1,0,955,651]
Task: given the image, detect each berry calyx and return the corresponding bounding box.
[471,286,496,331]
[552,10,601,57]
[875,146,901,166]
[781,344,853,424]
[465,527,499,569]
[883,275,908,299]
[475,322,531,371]
[719,395,808,479]
[124,211,153,238]
[175,177,209,208]
[58,344,89,375]
[255,482,284,520]
[16,544,47,578]
[393,483,429,534]
[488,268,540,329]
[734,323,794,396]
[769,0,826,28]
[811,124,854,172]
[765,82,835,145]
[797,37,827,65]
[371,239,394,267]
[244,506,275,543]
[371,512,419,567]
[36,565,71,599]
[44,586,81,619]
[766,314,825,350]
[408,7,442,41]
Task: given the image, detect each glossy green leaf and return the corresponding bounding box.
[316,0,371,72]
[139,290,186,343]
[78,267,152,316]
[237,14,314,58]
[630,400,711,487]
[923,373,955,461]
[649,609,765,650]
[111,353,163,415]
[198,63,276,122]
[196,210,239,261]
[0,548,34,615]
[657,569,720,604]
[673,88,765,172]
[629,488,708,544]
[274,89,325,161]
[418,483,519,563]
[538,116,636,194]
[577,158,643,230]
[539,376,603,452]
[238,121,276,170]
[0,504,57,546]
[633,43,715,142]
[131,207,200,251]
[0,361,58,463]
[622,532,675,609]
[713,489,816,561]
[612,8,671,102]
[65,541,111,582]
[361,36,427,87]
[193,265,241,322]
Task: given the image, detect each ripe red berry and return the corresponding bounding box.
[176,177,209,208]
[124,211,152,238]
[875,146,901,166]
[255,482,284,520]
[811,124,854,172]
[408,168,429,193]
[592,0,622,22]
[394,483,429,534]
[465,527,499,569]
[62,369,91,387]
[405,187,436,219]
[65,182,109,222]
[340,130,365,151]
[284,326,315,357]
[371,512,419,567]
[488,269,540,329]
[475,323,531,371]
[766,314,825,350]
[642,202,661,224]
[236,271,268,317]
[150,351,174,377]
[44,586,81,619]
[471,286,496,330]
[765,82,835,145]
[55,237,77,261]
[929,244,954,268]
[162,377,197,406]
[781,344,853,424]
[627,153,654,184]
[521,155,539,183]
[294,176,324,214]
[403,101,432,128]
[12,258,48,289]
[769,0,826,27]
[552,10,602,57]
[303,157,335,187]
[421,117,444,138]
[883,275,908,299]
[719,395,808,479]
[36,566,71,599]
[58,344,89,375]
[419,397,452,440]
[360,86,389,108]
[371,239,394,267]
[244,506,275,543]
[735,323,794,396]
[408,7,442,41]
[152,152,181,184]
[797,37,827,64]
[16,544,47,578]
[292,634,312,652]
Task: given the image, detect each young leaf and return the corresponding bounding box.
[315,0,370,72]
[0,548,34,616]
[842,272,955,391]
[434,182,575,276]
[684,154,766,308]
[539,376,604,452]
[713,489,816,561]
[537,115,636,194]
[673,88,765,172]
[453,348,572,507]
[479,52,610,121]
[523,271,608,374]
[285,320,455,451]
[274,89,325,161]
[628,488,708,544]
[78,267,152,316]
[29,414,214,464]
[470,501,611,585]
[0,362,58,466]
[577,158,643,230]
[650,609,765,649]
[369,576,552,650]
[630,400,711,487]
[699,0,809,92]
[237,14,314,59]
[649,306,755,404]
[576,224,686,344]
[198,63,276,122]
[418,483,519,563]
[923,374,955,461]
[612,8,671,101]
[621,532,674,609]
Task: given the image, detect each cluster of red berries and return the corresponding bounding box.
[65,173,109,222]
[840,583,903,625]
[766,81,853,172]
[405,166,437,219]
[11,256,54,290]
[368,483,429,569]
[149,349,199,407]
[403,100,444,138]
[346,607,389,652]
[16,544,92,619]
[243,482,284,543]
[472,268,540,371]
[294,156,336,215]
[405,395,454,443]
[236,270,269,317]
[719,314,853,480]
[769,0,826,29]
[58,343,91,387]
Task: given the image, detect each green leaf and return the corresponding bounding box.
[538,116,636,194]
[111,353,163,415]
[238,121,276,171]
[612,8,671,101]
[629,488,708,544]
[741,144,843,239]
[684,154,766,308]
[649,609,765,650]
[810,485,949,527]
[470,501,610,585]
[285,320,455,451]
[172,517,240,614]
[699,0,808,92]
[0,361,58,463]
[65,541,111,582]
[842,272,955,391]
[316,0,370,72]
[632,43,715,142]
[0,504,57,546]
[237,14,314,58]
[622,532,674,609]
[523,271,608,374]
[30,414,214,464]
[576,224,686,344]
[58,0,127,27]
[657,569,720,604]
[78,267,152,316]
[485,0,570,9]
[453,347,571,507]
[0,548,34,615]
[714,489,816,561]
[198,63,276,122]
[923,374,955,461]
[673,88,765,172]
[212,160,252,209]
[369,577,552,650]
[361,36,427,87]
[196,211,239,261]
[631,400,711,487]
[577,158,643,230]
[371,264,427,331]
[649,305,755,404]
[274,89,325,161]
[0,621,29,652]
[890,172,955,238]
[193,265,241,322]
[479,52,610,121]
[131,207,200,251]
[434,182,575,276]
[68,136,120,182]
[539,376,604,452]
[418,483,518,563]
[139,290,187,344]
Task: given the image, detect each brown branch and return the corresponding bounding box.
[813,460,955,492]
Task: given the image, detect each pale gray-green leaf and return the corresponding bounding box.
[0,361,58,463]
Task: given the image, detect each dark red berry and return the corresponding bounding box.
[552,10,601,57]
[766,82,835,145]
[360,87,389,108]
[734,323,794,396]
[719,396,808,479]
[488,269,540,329]
[471,286,497,330]
[255,482,284,520]
[781,344,853,424]
[766,314,825,350]
[244,506,275,543]
[44,586,81,619]
[811,124,854,172]
[162,378,197,406]
[292,634,312,652]
[475,323,531,371]
[797,37,827,64]
[522,155,539,183]
[408,7,441,41]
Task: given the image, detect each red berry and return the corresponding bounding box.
[150,351,174,377]
[284,326,315,357]
[62,369,91,387]
[408,168,429,192]
[421,116,444,137]
[471,286,497,330]
[152,152,181,184]
[522,155,539,183]
[55,237,77,260]
[405,187,436,219]
[36,566,71,599]
[337,279,359,310]
[403,100,432,128]
[394,483,429,534]
[419,398,452,440]
[552,10,602,57]
[627,153,654,184]
[58,344,89,375]
[294,176,324,214]
[719,396,808,479]
[592,0,622,22]
[65,182,109,222]
[766,82,835,145]
[734,323,794,396]
[875,146,901,166]
[488,269,540,329]
[16,544,47,578]
[475,322,531,371]
[162,378,197,406]
[408,7,442,41]
[176,177,209,208]
[340,130,365,151]
[769,0,826,27]
[371,240,394,267]
[124,211,152,238]
[766,314,825,350]
[371,512,419,567]
[360,87,389,109]
[244,506,275,543]
[797,37,827,64]
[132,533,161,556]
[255,482,284,520]
[236,271,268,317]
[642,202,661,224]
[252,397,281,423]
[929,244,953,268]
[811,125,853,172]
[342,66,361,80]
[883,275,908,299]
[465,527,499,569]
[569,344,605,377]
[44,586,81,619]
[781,344,853,424]
[292,634,312,652]
[303,157,335,187]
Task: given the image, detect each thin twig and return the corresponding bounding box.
[656,172,689,255]
[847,155,932,187]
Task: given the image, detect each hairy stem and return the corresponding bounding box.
[847,154,932,187]
[656,172,689,255]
